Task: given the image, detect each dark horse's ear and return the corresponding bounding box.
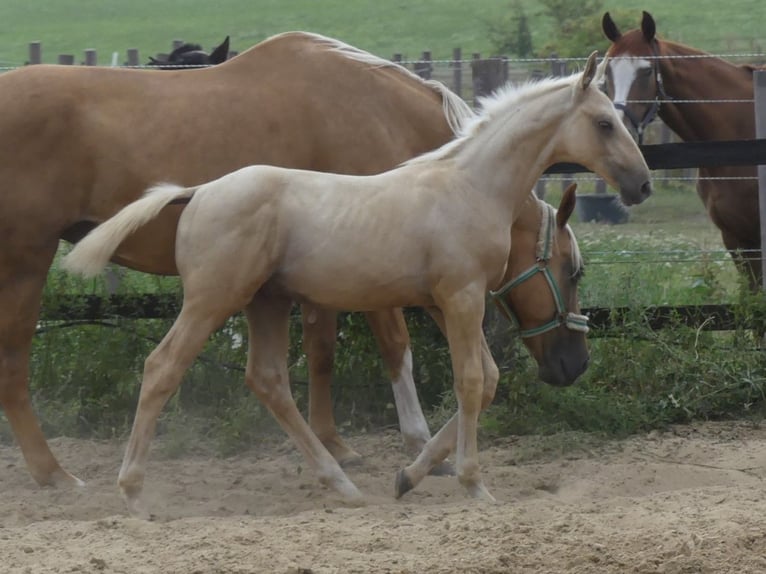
[556,184,577,228]
[602,12,621,42]
[209,36,230,65]
[641,11,656,42]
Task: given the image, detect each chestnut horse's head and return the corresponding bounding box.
[147,36,230,68]
[490,184,589,387]
[601,11,667,142]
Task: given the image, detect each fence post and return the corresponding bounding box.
[754,70,766,290]
[28,42,42,65]
[471,57,506,107]
[414,50,432,79]
[126,48,140,67]
[83,49,97,66]
[392,53,402,65]
[172,39,184,50]
[57,54,74,65]
[451,47,462,98]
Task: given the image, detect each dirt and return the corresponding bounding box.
[1,420,765,574]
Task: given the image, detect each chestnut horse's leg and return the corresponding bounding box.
[364,309,455,476]
[118,294,247,517]
[0,244,83,487]
[248,296,364,503]
[304,305,454,475]
[302,305,362,465]
[395,305,499,500]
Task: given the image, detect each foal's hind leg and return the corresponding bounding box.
[0,246,83,487]
[118,296,244,517]
[302,304,362,465]
[246,296,364,503]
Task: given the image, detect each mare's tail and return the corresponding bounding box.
[62,183,197,278]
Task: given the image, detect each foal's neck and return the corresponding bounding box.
[658,40,755,141]
[456,91,564,216]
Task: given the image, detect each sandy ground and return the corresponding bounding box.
[1,420,765,574]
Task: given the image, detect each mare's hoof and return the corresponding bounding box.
[394,469,414,499]
[428,460,456,477]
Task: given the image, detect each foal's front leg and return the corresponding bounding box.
[246,295,364,504]
[396,305,499,500]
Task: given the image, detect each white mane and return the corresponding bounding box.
[405,74,580,167]
[295,32,474,134]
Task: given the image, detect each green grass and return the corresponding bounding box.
[0,0,763,66]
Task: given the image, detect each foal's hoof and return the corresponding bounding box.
[394,469,414,499]
[428,459,456,477]
[44,468,86,488]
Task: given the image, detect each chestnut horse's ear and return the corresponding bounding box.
[209,36,230,65]
[556,184,577,228]
[641,11,656,42]
[602,12,621,42]
[580,52,598,90]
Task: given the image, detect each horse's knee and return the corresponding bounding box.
[247,368,291,405]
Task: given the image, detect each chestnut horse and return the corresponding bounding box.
[601,11,762,288]
[64,52,651,514]
[0,31,474,489]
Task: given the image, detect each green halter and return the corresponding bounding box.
[489,204,590,339]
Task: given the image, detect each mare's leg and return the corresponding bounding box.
[247,296,363,503]
[396,306,499,499]
[0,243,83,487]
[302,304,362,465]
[365,309,430,453]
[366,309,455,475]
[118,295,244,517]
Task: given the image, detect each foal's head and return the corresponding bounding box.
[491,184,589,386]
[147,36,230,68]
[600,11,665,141]
[554,51,652,205]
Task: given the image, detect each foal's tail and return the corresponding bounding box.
[62,183,197,278]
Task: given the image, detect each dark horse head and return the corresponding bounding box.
[147,36,230,69]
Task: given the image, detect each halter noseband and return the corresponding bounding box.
[611,40,668,145]
[489,204,589,339]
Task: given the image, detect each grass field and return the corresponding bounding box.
[0,0,763,66]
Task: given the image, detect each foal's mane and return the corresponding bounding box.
[296,32,474,134]
[405,75,578,166]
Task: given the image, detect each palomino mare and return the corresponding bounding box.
[64,52,651,514]
[601,11,762,288]
[147,36,230,68]
[0,31,475,489]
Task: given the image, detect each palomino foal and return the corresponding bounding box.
[64,52,651,514]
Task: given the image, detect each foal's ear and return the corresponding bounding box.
[602,12,621,42]
[209,36,231,65]
[641,11,656,43]
[580,52,598,90]
[556,184,577,228]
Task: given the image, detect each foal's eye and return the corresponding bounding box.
[598,119,613,131]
